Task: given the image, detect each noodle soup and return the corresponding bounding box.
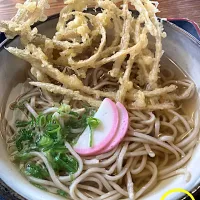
[0,0,200,200]
[2,55,198,200]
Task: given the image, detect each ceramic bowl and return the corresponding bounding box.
[0,14,200,200]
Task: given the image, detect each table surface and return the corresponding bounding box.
[0,0,200,25]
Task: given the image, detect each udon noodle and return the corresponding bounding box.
[0,0,199,199]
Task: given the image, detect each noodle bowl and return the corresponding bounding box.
[0,1,200,200]
[4,66,197,200]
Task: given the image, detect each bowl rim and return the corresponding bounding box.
[0,10,200,200]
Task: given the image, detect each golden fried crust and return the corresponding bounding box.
[1,0,195,110]
[29,82,102,108]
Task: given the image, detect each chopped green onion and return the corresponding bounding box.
[16,129,35,151]
[87,117,100,147]
[89,129,93,147]
[46,124,61,134]
[46,113,53,123]
[38,135,54,149]
[24,163,49,179]
[14,153,32,161]
[31,183,47,191]
[70,174,75,182]
[57,189,68,197]
[45,123,61,140]
[54,153,78,173]
[48,143,66,153]
[15,120,30,128]
[69,111,79,118]
[58,104,71,114]
[37,115,46,127]
[14,102,96,189]
[87,117,101,129]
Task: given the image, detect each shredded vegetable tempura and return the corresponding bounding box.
[1,0,193,111]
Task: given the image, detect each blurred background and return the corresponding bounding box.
[0,0,199,25]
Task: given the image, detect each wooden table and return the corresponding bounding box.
[0,0,200,25]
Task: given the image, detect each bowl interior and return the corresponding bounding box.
[0,16,200,200]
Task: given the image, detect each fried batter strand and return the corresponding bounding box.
[1,0,195,110]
